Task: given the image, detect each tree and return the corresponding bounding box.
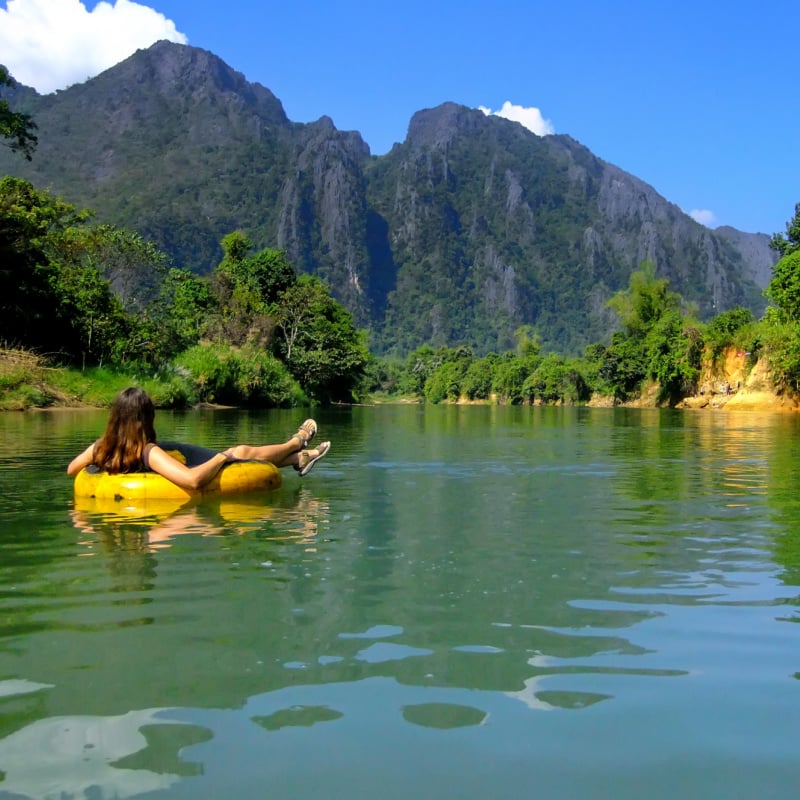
[766,250,800,323]
[0,177,87,352]
[461,354,499,400]
[399,345,440,396]
[646,312,702,404]
[274,275,368,403]
[70,225,172,313]
[209,235,298,347]
[769,202,800,257]
[0,67,37,160]
[492,353,535,404]
[54,223,180,368]
[598,332,648,402]
[161,267,216,350]
[607,261,681,337]
[50,257,130,368]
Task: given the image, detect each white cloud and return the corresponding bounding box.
[688,208,717,227]
[0,0,187,93]
[478,101,555,136]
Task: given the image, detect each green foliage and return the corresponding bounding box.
[0,67,37,160]
[703,306,756,374]
[64,224,172,312]
[274,275,369,403]
[175,343,303,407]
[207,238,298,348]
[525,354,590,404]
[362,355,405,396]
[424,361,466,403]
[0,176,90,354]
[461,354,500,400]
[760,319,800,393]
[769,202,800,257]
[398,345,440,396]
[221,230,252,263]
[50,256,131,367]
[175,343,239,403]
[597,332,648,401]
[704,306,754,349]
[232,346,305,407]
[492,353,535,404]
[645,314,702,403]
[161,267,216,350]
[595,262,701,404]
[607,260,681,337]
[514,325,541,359]
[765,250,800,323]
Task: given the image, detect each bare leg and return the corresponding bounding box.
[225,437,303,467]
[224,420,327,471]
[225,439,330,471]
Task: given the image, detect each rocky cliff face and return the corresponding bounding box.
[0,42,777,355]
[364,104,773,352]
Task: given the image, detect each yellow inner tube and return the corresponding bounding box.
[74,448,282,501]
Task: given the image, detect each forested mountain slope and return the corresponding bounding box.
[0,40,776,354]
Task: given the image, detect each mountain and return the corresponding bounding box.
[0,40,777,355]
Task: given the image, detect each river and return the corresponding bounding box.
[1,405,799,799]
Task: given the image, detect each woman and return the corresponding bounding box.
[67,387,331,490]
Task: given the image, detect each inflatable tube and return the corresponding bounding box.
[73,441,282,501]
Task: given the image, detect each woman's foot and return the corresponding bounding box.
[295,441,330,477]
[292,419,317,449]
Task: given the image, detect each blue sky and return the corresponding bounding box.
[1,0,797,236]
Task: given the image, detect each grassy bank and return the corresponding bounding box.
[0,349,189,411]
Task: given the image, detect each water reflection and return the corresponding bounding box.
[0,692,208,798]
[0,673,613,798]
[3,407,800,798]
[71,486,331,554]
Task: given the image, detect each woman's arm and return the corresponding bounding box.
[147,444,232,491]
[67,443,97,477]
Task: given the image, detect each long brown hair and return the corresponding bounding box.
[93,387,157,474]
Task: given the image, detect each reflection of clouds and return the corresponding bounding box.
[0,671,618,796]
[0,679,490,797]
[505,655,560,711]
[505,674,560,711]
[0,708,187,799]
[0,678,53,698]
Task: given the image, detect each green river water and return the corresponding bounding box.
[1,404,799,799]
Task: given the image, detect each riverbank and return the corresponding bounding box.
[2,347,798,413]
[677,350,799,412]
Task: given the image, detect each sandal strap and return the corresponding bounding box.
[293,419,317,448]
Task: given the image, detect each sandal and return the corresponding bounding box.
[293,419,317,448]
[295,441,330,477]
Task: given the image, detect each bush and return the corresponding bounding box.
[704,307,755,361]
[175,344,239,404]
[461,356,497,400]
[234,347,305,407]
[175,344,304,407]
[760,320,800,393]
[424,361,464,403]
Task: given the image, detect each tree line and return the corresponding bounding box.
[2,74,799,408]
